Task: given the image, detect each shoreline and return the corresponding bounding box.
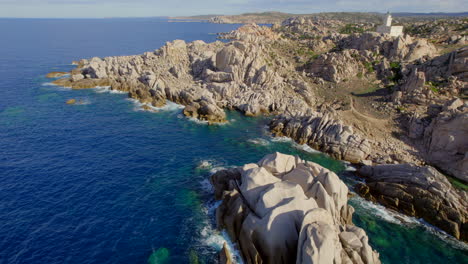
[47,17,467,260]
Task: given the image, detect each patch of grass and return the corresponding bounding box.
[396,105,407,112]
[364,62,374,73]
[448,176,468,191]
[426,81,440,93]
[357,72,364,79]
[353,84,379,95]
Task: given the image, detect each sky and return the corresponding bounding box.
[0,0,465,18]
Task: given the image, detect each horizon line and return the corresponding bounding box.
[0,11,467,20]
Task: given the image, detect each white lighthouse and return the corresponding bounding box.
[377,12,403,37]
[385,12,392,26]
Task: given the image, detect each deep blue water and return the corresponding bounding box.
[0,18,467,264]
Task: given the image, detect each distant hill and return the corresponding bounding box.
[170,11,468,24]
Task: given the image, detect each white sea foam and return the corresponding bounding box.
[294,143,321,154]
[417,219,468,251]
[187,117,209,124]
[93,86,127,94]
[127,99,184,112]
[343,161,357,172]
[41,82,72,91]
[186,116,231,126]
[352,196,418,225]
[269,136,294,143]
[197,160,214,170]
[353,195,468,250]
[247,138,270,146]
[199,204,244,264]
[41,82,59,87]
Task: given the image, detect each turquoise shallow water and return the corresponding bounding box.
[0,18,467,264]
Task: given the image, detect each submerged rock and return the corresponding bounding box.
[357,164,468,241]
[211,152,380,264]
[46,71,68,78]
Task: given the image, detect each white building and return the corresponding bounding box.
[376,12,403,37]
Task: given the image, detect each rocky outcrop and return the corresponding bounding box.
[394,46,468,181]
[219,242,233,264]
[212,152,380,264]
[305,49,372,83]
[338,33,437,62]
[183,97,227,123]
[357,163,468,241]
[50,35,376,163]
[270,113,371,163]
[218,23,280,42]
[424,106,468,182]
[405,46,468,84]
[46,71,68,78]
[396,46,467,104]
[305,33,437,84]
[51,39,312,120]
[210,16,234,24]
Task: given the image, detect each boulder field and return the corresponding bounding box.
[211,152,381,264]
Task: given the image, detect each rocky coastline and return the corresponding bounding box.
[48,16,467,254]
[356,164,467,242]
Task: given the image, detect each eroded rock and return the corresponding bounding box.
[212,152,380,264]
[357,163,468,241]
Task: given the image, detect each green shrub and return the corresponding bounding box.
[339,24,365,34]
[390,61,401,70]
[389,61,402,82]
[364,62,374,73]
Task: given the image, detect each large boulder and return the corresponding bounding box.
[212,152,380,264]
[183,98,227,124]
[424,109,468,182]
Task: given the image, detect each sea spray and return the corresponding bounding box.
[93,86,127,94]
[127,99,184,112]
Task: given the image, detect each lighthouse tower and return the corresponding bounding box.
[376,12,403,37]
[385,12,392,27]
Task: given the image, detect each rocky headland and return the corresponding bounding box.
[49,15,467,246]
[211,152,381,263]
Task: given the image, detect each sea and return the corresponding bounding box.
[0,18,467,264]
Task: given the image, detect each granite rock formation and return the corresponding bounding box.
[357,163,468,241]
[212,152,381,264]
